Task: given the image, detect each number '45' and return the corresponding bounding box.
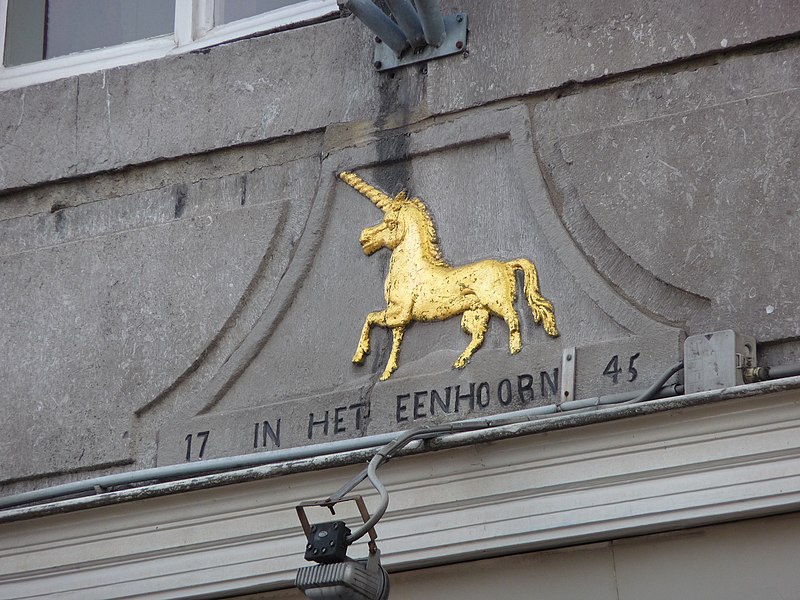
[603,353,641,384]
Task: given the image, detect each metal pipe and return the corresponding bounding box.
[0,381,682,512]
[413,0,445,47]
[9,358,777,513]
[343,0,409,55]
[385,0,425,48]
[620,361,684,405]
[0,430,407,511]
[8,368,800,516]
[344,423,489,543]
[767,363,800,380]
[343,368,684,543]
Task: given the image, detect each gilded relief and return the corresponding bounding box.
[339,171,559,381]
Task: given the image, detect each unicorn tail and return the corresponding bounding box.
[507,259,558,337]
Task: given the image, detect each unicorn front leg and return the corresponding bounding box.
[353,310,384,364]
[353,300,413,379]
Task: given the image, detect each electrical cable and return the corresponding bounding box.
[5,360,800,514]
[345,423,491,543]
[619,361,685,405]
[345,360,680,544]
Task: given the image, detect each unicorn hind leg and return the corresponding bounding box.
[455,309,490,368]
[480,264,523,354]
[381,325,405,380]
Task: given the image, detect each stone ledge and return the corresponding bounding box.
[1,386,799,599]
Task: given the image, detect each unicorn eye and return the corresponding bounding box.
[386,219,397,230]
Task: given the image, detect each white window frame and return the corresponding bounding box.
[0,0,338,91]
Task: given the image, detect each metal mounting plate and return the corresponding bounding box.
[561,346,576,404]
[373,13,467,71]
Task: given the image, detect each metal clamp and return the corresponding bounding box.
[296,495,379,555]
[372,12,468,71]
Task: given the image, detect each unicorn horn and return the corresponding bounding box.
[338,171,393,211]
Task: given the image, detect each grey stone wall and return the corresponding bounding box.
[1,0,799,494]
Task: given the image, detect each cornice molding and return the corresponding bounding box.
[1,390,800,599]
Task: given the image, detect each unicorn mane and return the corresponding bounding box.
[403,197,449,268]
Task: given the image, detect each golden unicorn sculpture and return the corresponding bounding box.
[339,171,559,381]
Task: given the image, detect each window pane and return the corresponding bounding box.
[4,0,46,67]
[44,0,175,59]
[214,0,306,25]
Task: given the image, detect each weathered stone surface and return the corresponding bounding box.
[216,121,636,417]
[0,78,78,190]
[156,387,367,466]
[0,205,269,481]
[71,18,387,188]
[184,104,685,463]
[431,0,800,114]
[3,0,799,191]
[2,2,797,492]
[573,332,685,400]
[534,46,800,343]
[0,151,320,483]
[0,133,322,222]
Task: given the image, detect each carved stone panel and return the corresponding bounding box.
[155,105,684,466]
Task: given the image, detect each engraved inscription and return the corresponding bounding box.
[253,419,281,449]
[184,431,210,461]
[173,353,646,462]
[602,352,641,384]
[159,333,683,467]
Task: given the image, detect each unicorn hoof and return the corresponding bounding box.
[453,356,469,369]
[352,348,368,364]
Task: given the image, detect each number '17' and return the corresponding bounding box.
[185,431,210,461]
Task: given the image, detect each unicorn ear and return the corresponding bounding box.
[394,190,408,202]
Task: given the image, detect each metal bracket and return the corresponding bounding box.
[373,13,467,71]
[296,495,379,555]
[560,347,576,405]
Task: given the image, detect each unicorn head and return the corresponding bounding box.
[339,171,447,264]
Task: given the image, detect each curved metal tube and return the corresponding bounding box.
[385,0,426,48]
[17,359,799,515]
[348,454,391,543]
[766,363,800,380]
[620,361,685,405]
[344,0,410,55]
[346,423,489,543]
[346,362,684,543]
[413,0,446,46]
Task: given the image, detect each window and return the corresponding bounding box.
[4,0,176,67]
[0,0,337,90]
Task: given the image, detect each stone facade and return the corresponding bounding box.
[1,0,798,502]
[2,2,800,598]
